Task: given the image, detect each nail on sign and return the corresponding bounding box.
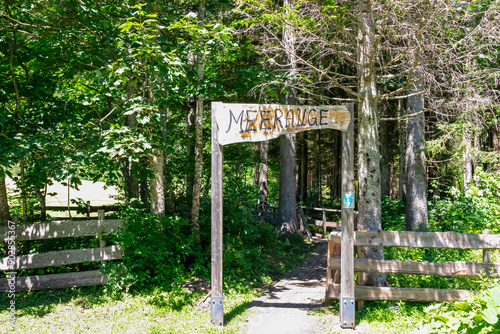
[214,103,351,145]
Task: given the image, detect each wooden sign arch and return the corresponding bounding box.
[210,102,355,328]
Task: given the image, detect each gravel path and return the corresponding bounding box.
[244,239,329,334]
[243,239,374,334]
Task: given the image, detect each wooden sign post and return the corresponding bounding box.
[340,104,355,328]
[211,102,353,326]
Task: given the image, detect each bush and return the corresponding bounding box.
[382,170,500,291]
[417,283,500,333]
[103,207,194,291]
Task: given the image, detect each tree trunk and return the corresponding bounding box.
[357,0,386,287]
[390,161,398,200]
[186,78,195,198]
[405,66,429,231]
[20,160,28,223]
[300,133,308,202]
[119,158,139,206]
[0,177,10,225]
[493,120,499,151]
[140,157,149,209]
[191,0,205,244]
[314,130,322,207]
[279,134,298,234]
[253,143,260,187]
[259,140,269,206]
[122,85,140,206]
[380,118,390,198]
[463,127,473,190]
[33,185,47,221]
[150,149,165,216]
[398,100,406,201]
[278,0,298,235]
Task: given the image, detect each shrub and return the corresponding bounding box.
[417,283,500,333]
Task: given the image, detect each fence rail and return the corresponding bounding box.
[0,219,123,241]
[326,229,499,304]
[0,211,123,292]
[242,201,343,236]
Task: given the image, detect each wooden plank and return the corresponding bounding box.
[0,245,123,270]
[483,229,492,264]
[0,270,107,292]
[45,205,120,212]
[211,102,224,325]
[325,241,335,305]
[214,103,351,145]
[327,284,473,302]
[300,206,342,213]
[323,210,327,236]
[306,218,339,228]
[340,103,355,327]
[356,246,365,310]
[328,230,500,249]
[329,257,500,277]
[298,207,313,239]
[0,219,123,241]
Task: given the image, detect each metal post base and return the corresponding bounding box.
[210,296,223,326]
[340,297,355,329]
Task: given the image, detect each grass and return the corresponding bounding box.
[0,285,259,333]
[0,236,318,333]
[315,301,429,333]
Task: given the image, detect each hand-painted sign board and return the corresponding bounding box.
[214,103,350,145]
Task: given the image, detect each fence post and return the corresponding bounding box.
[322,210,327,236]
[340,103,355,329]
[86,201,91,219]
[98,210,106,265]
[326,240,335,305]
[483,229,491,275]
[356,246,365,310]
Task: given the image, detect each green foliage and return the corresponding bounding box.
[382,170,500,291]
[419,284,500,333]
[104,207,194,291]
[381,196,406,231]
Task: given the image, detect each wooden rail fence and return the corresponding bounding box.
[0,210,123,292]
[44,203,120,219]
[243,200,345,236]
[326,229,500,304]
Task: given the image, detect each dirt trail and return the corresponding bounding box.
[243,239,373,334]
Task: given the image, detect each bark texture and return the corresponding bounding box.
[149,149,166,216]
[398,100,406,201]
[279,134,298,234]
[33,185,46,221]
[405,67,429,231]
[259,140,269,203]
[357,0,386,287]
[300,133,308,202]
[0,177,10,225]
[278,0,298,235]
[380,118,390,198]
